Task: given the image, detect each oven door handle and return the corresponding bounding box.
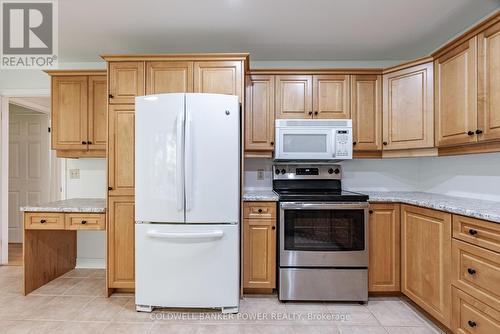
[280,202,369,210]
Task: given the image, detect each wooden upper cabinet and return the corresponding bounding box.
[245,75,275,152]
[401,205,452,328]
[435,37,478,147]
[275,75,313,119]
[108,62,145,104]
[313,75,350,119]
[383,62,434,150]
[108,105,135,196]
[193,61,243,102]
[88,76,107,150]
[51,76,88,150]
[368,203,400,292]
[478,22,500,142]
[351,75,382,151]
[146,61,194,94]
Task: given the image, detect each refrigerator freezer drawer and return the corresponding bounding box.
[135,223,239,311]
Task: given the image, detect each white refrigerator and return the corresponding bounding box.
[134,93,240,314]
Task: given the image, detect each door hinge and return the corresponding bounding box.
[48,127,51,133]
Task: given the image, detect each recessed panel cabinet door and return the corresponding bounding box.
[245,75,275,152]
[368,203,400,292]
[108,105,135,196]
[146,61,194,94]
[193,61,243,102]
[108,62,145,104]
[435,37,478,147]
[88,75,107,150]
[51,76,88,150]
[351,75,382,150]
[401,205,452,328]
[478,22,500,142]
[275,75,313,119]
[108,196,135,289]
[383,62,434,150]
[313,75,350,119]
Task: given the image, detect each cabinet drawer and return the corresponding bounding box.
[65,213,105,230]
[452,287,500,334]
[25,212,65,230]
[452,239,500,311]
[453,215,500,253]
[243,202,276,219]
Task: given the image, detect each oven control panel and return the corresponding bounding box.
[273,164,342,180]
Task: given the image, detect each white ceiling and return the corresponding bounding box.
[59,0,500,62]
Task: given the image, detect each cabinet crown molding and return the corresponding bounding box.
[44,70,106,76]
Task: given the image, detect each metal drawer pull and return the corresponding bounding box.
[467,268,476,275]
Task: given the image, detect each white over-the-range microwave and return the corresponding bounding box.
[274,119,353,161]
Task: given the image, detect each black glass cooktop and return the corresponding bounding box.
[274,189,369,202]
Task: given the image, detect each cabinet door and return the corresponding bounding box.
[435,38,478,146]
[351,75,382,150]
[107,196,135,289]
[401,205,452,328]
[193,61,243,102]
[146,61,193,94]
[478,22,500,142]
[245,75,275,152]
[383,62,434,150]
[88,75,107,150]
[51,76,88,150]
[108,105,135,196]
[368,203,400,292]
[275,75,313,119]
[243,218,276,290]
[108,62,145,104]
[313,75,350,119]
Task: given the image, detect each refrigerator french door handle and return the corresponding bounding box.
[185,110,193,211]
[146,230,224,239]
[176,110,185,211]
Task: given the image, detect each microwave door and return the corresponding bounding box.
[275,128,333,160]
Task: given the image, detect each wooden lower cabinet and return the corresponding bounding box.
[242,201,276,292]
[368,203,400,292]
[107,196,135,289]
[401,205,452,328]
[452,287,500,334]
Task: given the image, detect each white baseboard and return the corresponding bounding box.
[76,258,105,269]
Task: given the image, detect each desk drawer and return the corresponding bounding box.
[66,213,105,230]
[453,215,500,253]
[452,239,500,311]
[25,212,65,230]
[452,287,500,334]
[243,202,276,219]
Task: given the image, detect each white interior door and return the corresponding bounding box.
[185,94,240,224]
[135,94,185,223]
[8,110,49,243]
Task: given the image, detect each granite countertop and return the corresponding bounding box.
[20,198,106,213]
[243,189,279,201]
[364,191,500,223]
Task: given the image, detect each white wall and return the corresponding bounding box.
[244,153,500,202]
[64,158,106,268]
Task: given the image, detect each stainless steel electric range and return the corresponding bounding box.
[273,164,369,302]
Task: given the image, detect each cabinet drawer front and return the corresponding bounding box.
[453,215,500,253]
[243,202,276,219]
[66,213,105,230]
[25,213,65,230]
[452,287,500,334]
[452,239,500,311]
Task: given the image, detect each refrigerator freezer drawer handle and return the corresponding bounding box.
[146,230,224,239]
[176,110,185,211]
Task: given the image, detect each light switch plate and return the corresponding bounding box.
[69,169,80,179]
[257,169,264,180]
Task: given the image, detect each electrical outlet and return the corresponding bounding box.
[257,169,264,180]
[69,169,80,179]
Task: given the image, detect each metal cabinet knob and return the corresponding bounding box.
[40,219,46,224]
[383,142,388,146]
[272,226,276,230]
[476,129,483,134]
[82,141,87,144]
[468,320,476,328]
[467,131,475,136]
[468,229,478,236]
[81,220,87,225]
[467,268,476,275]
[258,209,263,213]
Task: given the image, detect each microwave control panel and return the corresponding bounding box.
[334,130,352,158]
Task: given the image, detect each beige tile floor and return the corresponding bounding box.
[0,266,445,334]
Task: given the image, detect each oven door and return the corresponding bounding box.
[279,202,368,267]
[275,128,334,160]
